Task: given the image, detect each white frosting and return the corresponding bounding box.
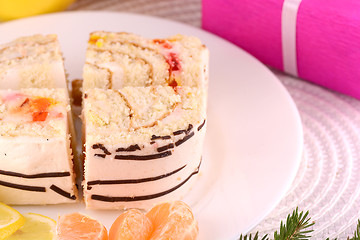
[0,136,77,205]
[84,122,206,210]
[0,137,70,173]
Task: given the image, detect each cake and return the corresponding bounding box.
[0,34,68,89]
[0,35,78,205]
[83,87,206,209]
[82,32,209,209]
[0,88,77,204]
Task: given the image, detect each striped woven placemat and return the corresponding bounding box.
[68,1,360,238]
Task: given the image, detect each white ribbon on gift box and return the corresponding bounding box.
[281,0,303,77]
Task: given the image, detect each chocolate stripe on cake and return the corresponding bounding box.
[173,129,187,135]
[90,161,201,202]
[115,151,172,160]
[0,170,70,179]
[151,135,171,140]
[0,180,45,192]
[175,131,195,147]
[87,164,186,189]
[92,143,111,155]
[50,185,76,200]
[197,119,206,131]
[173,124,194,136]
[94,154,106,158]
[157,143,174,152]
[116,144,141,152]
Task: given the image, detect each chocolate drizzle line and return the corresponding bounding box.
[94,154,106,158]
[187,124,193,132]
[87,164,186,189]
[0,170,70,179]
[175,131,195,147]
[50,185,76,200]
[173,129,186,135]
[114,151,172,160]
[157,143,174,153]
[173,124,194,136]
[92,144,111,155]
[90,160,201,202]
[0,180,45,192]
[116,144,141,152]
[151,135,171,140]
[197,119,206,131]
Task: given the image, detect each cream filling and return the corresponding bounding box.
[0,61,67,89]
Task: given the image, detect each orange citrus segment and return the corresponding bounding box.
[109,209,153,240]
[146,201,199,240]
[56,212,108,240]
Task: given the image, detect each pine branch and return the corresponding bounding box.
[238,232,269,240]
[347,220,360,240]
[238,208,314,240]
[238,208,360,240]
[273,207,314,240]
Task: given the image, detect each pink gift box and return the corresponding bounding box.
[202,0,360,99]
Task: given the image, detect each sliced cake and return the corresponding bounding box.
[83,31,209,90]
[0,88,77,205]
[82,32,209,209]
[83,87,206,209]
[0,34,78,205]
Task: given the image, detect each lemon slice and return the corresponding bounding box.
[0,202,25,240]
[5,213,56,240]
[0,0,75,21]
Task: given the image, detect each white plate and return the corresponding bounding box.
[0,12,303,239]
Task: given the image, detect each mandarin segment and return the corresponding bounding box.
[109,209,153,240]
[146,201,199,240]
[56,212,108,240]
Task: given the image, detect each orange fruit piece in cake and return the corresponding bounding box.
[109,209,153,240]
[146,201,199,240]
[57,212,108,240]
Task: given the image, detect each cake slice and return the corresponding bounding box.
[82,32,209,210]
[0,34,77,156]
[83,31,209,90]
[0,88,77,205]
[83,87,206,209]
[0,34,68,89]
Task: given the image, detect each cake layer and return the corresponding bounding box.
[83,31,209,90]
[0,35,67,89]
[0,89,77,205]
[83,87,206,209]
